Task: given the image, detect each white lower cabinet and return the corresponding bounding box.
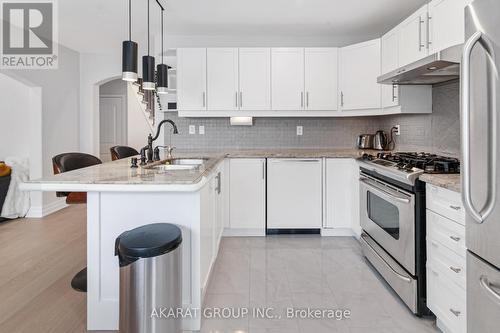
[267,158,322,229]
[426,184,466,333]
[324,159,359,236]
[228,158,266,235]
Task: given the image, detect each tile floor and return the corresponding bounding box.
[202,235,438,333]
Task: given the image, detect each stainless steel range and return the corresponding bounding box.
[357,152,460,316]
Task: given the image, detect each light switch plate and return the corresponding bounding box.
[199,125,205,135]
[189,125,196,135]
[296,126,303,136]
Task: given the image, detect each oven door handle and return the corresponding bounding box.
[360,177,411,204]
[361,234,413,284]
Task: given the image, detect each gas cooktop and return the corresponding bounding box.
[359,152,460,185]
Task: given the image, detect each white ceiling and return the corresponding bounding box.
[59,0,429,54]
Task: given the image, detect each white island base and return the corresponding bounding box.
[86,174,223,330]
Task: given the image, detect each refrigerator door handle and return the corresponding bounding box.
[461,30,497,224]
[479,275,500,305]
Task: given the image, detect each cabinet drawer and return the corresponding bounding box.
[427,239,466,290]
[427,210,466,257]
[427,264,466,333]
[426,184,465,224]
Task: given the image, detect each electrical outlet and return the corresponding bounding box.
[395,125,401,136]
[199,125,205,135]
[189,125,196,135]
[296,126,303,136]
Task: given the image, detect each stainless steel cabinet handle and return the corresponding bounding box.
[235,92,238,108]
[340,91,344,107]
[262,160,266,180]
[202,91,206,108]
[461,30,497,224]
[392,84,397,102]
[306,92,309,108]
[418,17,425,51]
[300,92,304,108]
[426,13,432,49]
[480,275,500,305]
[361,234,412,284]
[449,205,461,211]
[449,309,461,317]
[449,266,462,274]
[449,236,461,242]
[239,91,242,108]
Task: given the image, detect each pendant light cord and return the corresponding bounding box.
[161,9,164,64]
[128,0,131,40]
[147,0,150,55]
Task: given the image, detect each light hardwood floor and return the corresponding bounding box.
[0,205,114,333]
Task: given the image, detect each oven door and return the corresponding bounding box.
[360,173,416,275]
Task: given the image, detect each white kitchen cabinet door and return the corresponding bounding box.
[324,159,357,231]
[239,48,271,110]
[207,48,239,111]
[271,48,305,110]
[304,48,338,111]
[267,159,322,229]
[381,26,400,74]
[229,159,266,233]
[428,0,467,54]
[382,84,400,108]
[177,48,207,111]
[398,5,429,67]
[339,39,381,111]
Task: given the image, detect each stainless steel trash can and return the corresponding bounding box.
[115,223,182,333]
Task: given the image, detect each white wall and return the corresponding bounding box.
[0,74,32,160]
[127,84,153,151]
[1,45,80,215]
[79,52,122,156]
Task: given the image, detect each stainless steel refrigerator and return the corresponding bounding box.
[462,0,500,332]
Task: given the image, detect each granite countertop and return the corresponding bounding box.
[22,148,379,189]
[21,148,462,193]
[420,173,461,193]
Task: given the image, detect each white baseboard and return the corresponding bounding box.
[320,228,355,237]
[26,198,68,218]
[222,228,266,237]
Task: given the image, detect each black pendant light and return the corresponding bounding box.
[156,7,168,94]
[122,0,138,82]
[142,0,155,90]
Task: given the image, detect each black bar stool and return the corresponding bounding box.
[110,146,139,161]
[52,152,102,292]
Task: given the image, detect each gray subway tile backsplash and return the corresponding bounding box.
[164,81,460,156]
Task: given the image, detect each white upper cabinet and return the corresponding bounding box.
[177,48,207,111]
[304,48,338,111]
[381,26,400,74]
[271,48,305,110]
[339,39,381,111]
[398,5,429,67]
[428,0,468,54]
[206,48,239,111]
[238,48,271,111]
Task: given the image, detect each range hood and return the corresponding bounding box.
[377,44,462,85]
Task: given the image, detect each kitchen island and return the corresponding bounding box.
[21,153,227,331]
[20,148,373,331]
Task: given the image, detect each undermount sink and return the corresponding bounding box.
[170,158,208,165]
[144,158,209,171]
